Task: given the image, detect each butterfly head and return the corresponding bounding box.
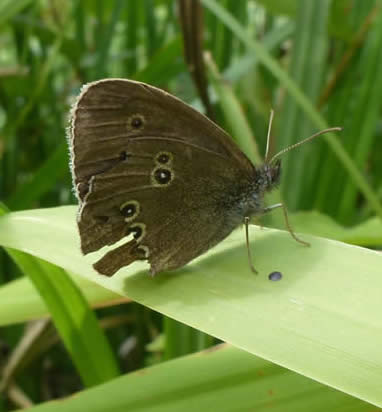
[238,159,281,220]
[257,159,281,192]
[268,159,281,189]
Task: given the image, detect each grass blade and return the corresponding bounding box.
[23,345,377,412]
[0,206,381,405]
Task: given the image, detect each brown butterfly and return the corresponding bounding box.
[69,79,340,277]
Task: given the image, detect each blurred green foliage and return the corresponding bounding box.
[0,0,381,410]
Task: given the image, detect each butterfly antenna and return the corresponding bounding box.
[264,109,275,163]
[268,127,342,165]
[245,217,258,275]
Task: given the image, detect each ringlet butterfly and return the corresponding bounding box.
[68,79,340,277]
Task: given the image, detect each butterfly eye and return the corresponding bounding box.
[155,151,173,165]
[128,114,145,129]
[128,223,146,242]
[120,200,140,222]
[131,118,142,128]
[152,167,172,185]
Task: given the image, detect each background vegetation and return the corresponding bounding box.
[0,0,381,410]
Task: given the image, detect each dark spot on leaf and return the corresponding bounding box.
[268,271,282,281]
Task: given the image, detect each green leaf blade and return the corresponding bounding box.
[24,345,377,412]
[0,206,381,406]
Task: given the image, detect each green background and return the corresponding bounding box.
[0,1,381,411]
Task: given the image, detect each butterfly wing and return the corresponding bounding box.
[69,79,255,276]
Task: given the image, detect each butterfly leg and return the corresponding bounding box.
[262,203,310,247]
[244,216,258,275]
